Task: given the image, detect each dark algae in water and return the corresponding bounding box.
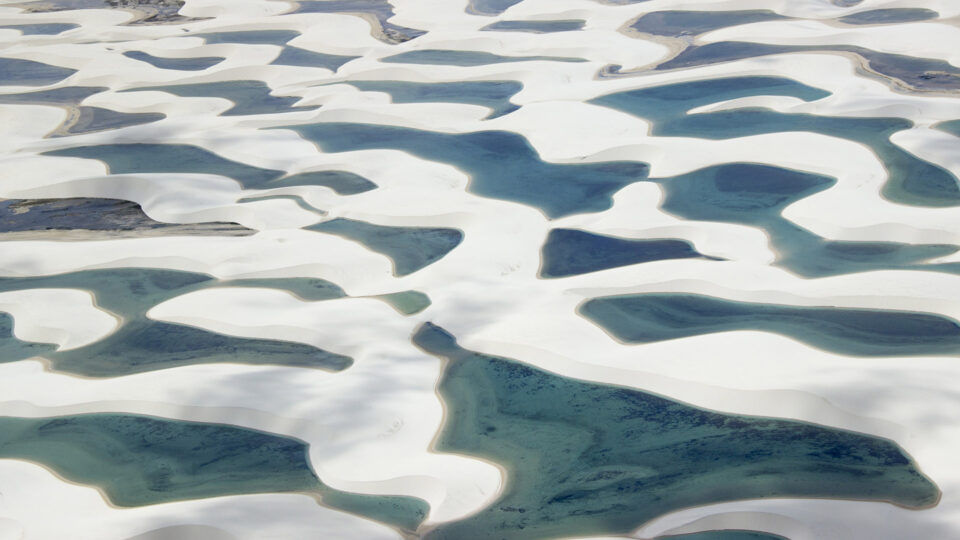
[413,322,940,540]
[0,413,428,532]
[581,293,960,357]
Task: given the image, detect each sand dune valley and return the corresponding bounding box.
[0,0,959,538]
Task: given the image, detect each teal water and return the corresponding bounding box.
[347,80,522,119]
[380,50,588,66]
[580,293,960,357]
[0,312,57,363]
[377,290,431,315]
[0,57,76,86]
[0,413,428,532]
[269,170,377,195]
[655,163,959,277]
[838,9,938,24]
[540,228,709,278]
[481,20,584,33]
[0,268,353,376]
[286,122,650,218]
[591,76,960,206]
[308,218,464,277]
[630,10,785,37]
[936,120,960,138]
[123,50,223,71]
[414,322,940,540]
[121,80,316,116]
[43,143,285,188]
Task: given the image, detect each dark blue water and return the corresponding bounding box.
[591,76,960,207]
[466,0,523,16]
[580,293,960,357]
[380,49,588,66]
[482,20,584,33]
[308,218,464,277]
[286,122,650,218]
[347,80,523,119]
[0,23,78,34]
[540,228,708,278]
[0,57,76,86]
[414,322,940,540]
[0,85,105,105]
[271,46,358,71]
[654,41,960,93]
[0,413,428,532]
[630,10,785,37]
[123,50,223,71]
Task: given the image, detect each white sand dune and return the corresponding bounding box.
[0,0,958,537]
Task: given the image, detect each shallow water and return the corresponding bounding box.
[0,22,78,34]
[43,143,285,188]
[309,218,464,277]
[540,228,707,278]
[414,322,940,539]
[580,293,960,357]
[655,163,960,277]
[271,46,358,71]
[630,10,785,37]
[122,80,316,116]
[481,20,584,33]
[122,50,223,71]
[0,268,353,376]
[347,80,523,119]
[268,170,377,195]
[0,413,428,531]
[0,57,76,86]
[288,122,650,218]
[592,76,960,207]
[838,8,938,25]
[380,49,588,66]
